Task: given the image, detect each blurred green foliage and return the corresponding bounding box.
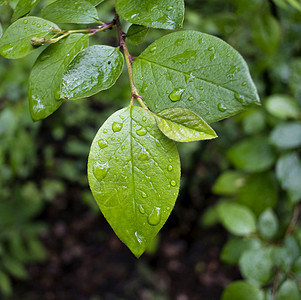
[0,0,301,298]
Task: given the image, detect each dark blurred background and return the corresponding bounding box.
[0,0,301,299]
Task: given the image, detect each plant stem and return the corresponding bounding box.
[285,203,300,237]
[115,13,148,110]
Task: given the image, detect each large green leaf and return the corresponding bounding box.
[154,108,217,142]
[0,17,59,59]
[88,106,181,257]
[29,34,89,121]
[276,280,301,300]
[41,0,99,24]
[133,31,260,123]
[60,45,124,100]
[116,0,184,30]
[12,0,40,22]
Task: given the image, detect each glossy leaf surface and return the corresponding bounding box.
[0,24,2,38]
[217,202,256,236]
[276,280,301,300]
[42,0,99,24]
[12,0,40,22]
[133,31,260,123]
[222,281,264,300]
[258,209,278,240]
[60,45,124,100]
[154,108,217,142]
[88,106,181,257]
[29,34,89,121]
[0,17,59,59]
[127,24,148,45]
[116,0,184,30]
[86,0,104,5]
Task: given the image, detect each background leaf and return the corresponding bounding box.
[0,17,59,59]
[133,31,260,123]
[12,0,40,22]
[127,24,148,45]
[154,108,217,142]
[29,34,89,121]
[116,0,184,30]
[88,106,181,258]
[222,281,264,300]
[42,0,99,24]
[60,45,124,100]
[275,280,301,300]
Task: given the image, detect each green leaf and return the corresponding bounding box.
[86,0,104,5]
[239,246,273,284]
[153,108,217,143]
[251,13,281,54]
[270,122,301,150]
[29,34,89,121]
[0,271,12,296]
[227,136,276,172]
[127,24,148,45]
[0,17,60,59]
[217,202,257,236]
[237,172,278,216]
[0,23,3,39]
[42,0,99,24]
[133,31,260,123]
[257,209,279,240]
[221,238,261,265]
[222,281,264,300]
[276,280,301,300]
[116,0,184,30]
[12,0,40,22]
[60,45,124,100]
[265,94,300,120]
[3,256,28,279]
[88,106,181,257]
[237,107,266,135]
[213,170,245,196]
[276,152,301,203]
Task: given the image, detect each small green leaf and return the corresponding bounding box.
[29,34,89,121]
[0,17,59,59]
[127,24,148,45]
[238,107,266,135]
[213,170,245,196]
[276,280,301,300]
[237,172,278,216]
[251,13,281,54]
[227,136,276,172]
[265,94,300,120]
[154,108,217,143]
[222,281,264,300]
[217,202,257,236]
[133,31,260,123]
[270,122,301,150]
[3,256,28,279]
[239,246,273,284]
[257,209,279,240]
[0,271,12,296]
[60,45,124,100]
[42,0,99,24]
[88,106,181,257]
[12,0,40,22]
[116,0,184,30]
[276,152,301,203]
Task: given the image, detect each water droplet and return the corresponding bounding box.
[208,46,214,51]
[138,150,150,161]
[155,141,161,147]
[37,24,41,28]
[150,46,156,53]
[167,6,173,11]
[210,53,216,61]
[168,158,172,162]
[218,103,227,112]
[147,207,161,226]
[23,19,28,24]
[141,192,147,198]
[168,165,173,171]
[93,163,109,181]
[119,115,124,120]
[199,86,204,90]
[32,22,36,25]
[136,127,147,136]
[170,180,177,186]
[103,129,108,133]
[142,116,147,121]
[139,205,145,214]
[0,43,13,56]
[121,145,125,150]
[133,123,137,127]
[154,162,158,166]
[241,81,247,86]
[111,137,115,141]
[169,88,185,102]
[188,96,194,101]
[234,92,244,103]
[112,122,123,132]
[98,139,108,149]
[117,138,121,141]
